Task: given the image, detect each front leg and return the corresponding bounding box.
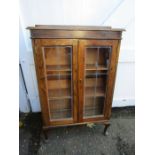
[43,129,48,140]
[103,123,110,136]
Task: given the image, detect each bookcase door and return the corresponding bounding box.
[78,40,119,122]
[34,39,78,126]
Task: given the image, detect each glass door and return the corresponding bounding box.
[43,46,73,120]
[84,46,111,118]
[39,39,78,124]
[78,40,115,121]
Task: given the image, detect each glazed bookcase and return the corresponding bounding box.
[28,25,124,137]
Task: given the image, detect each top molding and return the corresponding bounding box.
[27,25,125,31]
[27,25,125,39]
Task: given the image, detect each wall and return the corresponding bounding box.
[19,0,135,112]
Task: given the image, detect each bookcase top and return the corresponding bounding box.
[27,25,125,32]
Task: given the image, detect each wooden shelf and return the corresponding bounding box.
[48,88,72,99]
[86,64,108,71]
[85,87,105,97]
[50,110,72,119]
[48,96,72,100]
[46,65,71,74]
[84,106,102,110]
[47,74,71,80]
[84,96,104,117]
[85,73,108,78]
[84,108,103,117]
[51,108,71,113]
[49,97,72,119]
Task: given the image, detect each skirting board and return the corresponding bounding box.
[112,98,135,107]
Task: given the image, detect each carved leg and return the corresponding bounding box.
[43,129,48,140]
[103,123,110,136]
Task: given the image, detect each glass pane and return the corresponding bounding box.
[43,46,73,120]
[84,46,111,117]
[85,47,110,70]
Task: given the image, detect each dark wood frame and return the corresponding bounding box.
[29,25,124,137]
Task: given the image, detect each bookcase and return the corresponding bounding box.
[28,25,124,138]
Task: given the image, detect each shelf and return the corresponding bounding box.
[85,87,105,97]
[47,74,71,80]
[49,96,72,119]
[84,106,102,110]
[46,65,71,74]
[84,108,103,117]
[48,88,72,99]
[84,95,104,117]
[51,108,71,113]
[85,73,108,78]
[49,99,71,110]
[48,96,72,100]
[50,109,72,119]
[85,95,105,100]
[86,64,108,71]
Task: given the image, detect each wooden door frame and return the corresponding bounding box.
[78,40,120,122]
[32,39,78,126]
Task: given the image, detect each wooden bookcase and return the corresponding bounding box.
[28,25,124,137]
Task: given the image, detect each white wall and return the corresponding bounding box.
[19,0,135,112]
[19,65,30,112]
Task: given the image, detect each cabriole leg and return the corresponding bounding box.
[103,123,110,136]
[43,129,48,140]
